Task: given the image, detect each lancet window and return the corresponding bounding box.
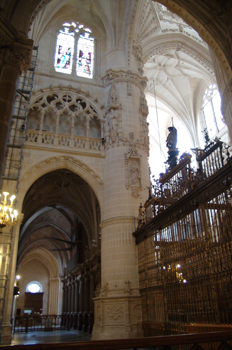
[54,22,94,78]
[201,84,225,139]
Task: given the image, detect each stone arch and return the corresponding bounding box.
[18,248,59,277]
[17,155,103,213]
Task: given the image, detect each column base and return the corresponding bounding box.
[91,295,142,340]
[0,325,12,345]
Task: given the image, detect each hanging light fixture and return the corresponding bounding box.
[0,192,18,232]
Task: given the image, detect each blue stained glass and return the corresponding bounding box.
[76,34,94,78]
[54,29,74,74]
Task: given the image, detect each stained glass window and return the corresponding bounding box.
[54,27,74,74]
[54,22,94,78]
[76,32,94,78]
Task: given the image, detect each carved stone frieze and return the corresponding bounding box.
[102,69,147,90]
[125,142,142,197]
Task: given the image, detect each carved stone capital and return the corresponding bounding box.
[102,69,147,90]
[0,20,33,72]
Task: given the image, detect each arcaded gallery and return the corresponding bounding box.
[0,0,232,348]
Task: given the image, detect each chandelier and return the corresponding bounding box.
[0,192,18,232]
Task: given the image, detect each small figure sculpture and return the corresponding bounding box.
[166,126,177,150]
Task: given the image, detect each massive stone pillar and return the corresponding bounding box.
[92,68,150,339]
[0,24,33,183]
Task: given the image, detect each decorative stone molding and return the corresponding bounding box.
[125,142,142,197]
[18,155,103,211]
[132,39,144,75]
[102,69,147,90]
[100,216,135,229]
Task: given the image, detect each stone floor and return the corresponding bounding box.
[10,330,158,350]
[11,329,91,345]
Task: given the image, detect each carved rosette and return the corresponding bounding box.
[125,141,142,197]
[106,305,124,322]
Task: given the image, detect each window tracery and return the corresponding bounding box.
[201,84,225,140]
[54,22,94,78]
[27,91,102,150]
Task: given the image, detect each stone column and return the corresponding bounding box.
[62,285,66,313]
[92,68,150,340]
[78,277,84,330]
[1,213,24,343]
[67,283,71,313]
[89,272,95,313]
[79,277,84,313]
[83,275,90,331]
[74,279,79,313]
[0,32,33,183]
[48,277,59,314]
